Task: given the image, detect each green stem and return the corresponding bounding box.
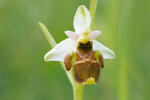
[73,84,84,100]
[90,0,98,29]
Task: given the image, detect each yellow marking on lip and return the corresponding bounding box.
[74,59,98,65]
[86,77,96,85]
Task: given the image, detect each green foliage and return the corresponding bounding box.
[0,0,150,100]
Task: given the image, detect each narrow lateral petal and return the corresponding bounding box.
[44,38,76,62]
[73,5,91,34]
[88,31,101,40]
[65,31,79,40]
[93,40,115,59]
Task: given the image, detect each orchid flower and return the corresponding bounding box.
[44,5,115,61]
[39,1,116,99]
[44,5,115,84]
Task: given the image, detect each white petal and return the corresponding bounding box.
[88,31,102,40]
[93,40,115,59]
[44,38,76,62]
[65,31,79,40]
[73,5,91,34]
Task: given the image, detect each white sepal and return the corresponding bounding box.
[44,38,76,62]
[73,5,91,34]
[93,40,115,59]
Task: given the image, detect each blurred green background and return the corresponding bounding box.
[0,0,150,100]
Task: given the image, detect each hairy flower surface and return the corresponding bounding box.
[44,5,115,84]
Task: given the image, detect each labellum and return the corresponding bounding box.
[64,40,104,84]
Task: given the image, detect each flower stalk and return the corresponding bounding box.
[73,84,84,100]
